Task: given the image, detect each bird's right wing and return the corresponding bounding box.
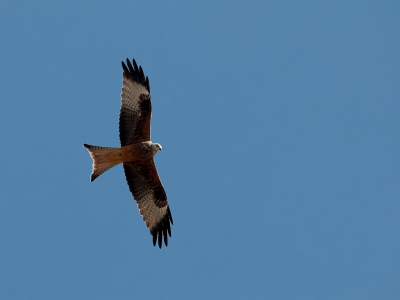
[119,58,151,146]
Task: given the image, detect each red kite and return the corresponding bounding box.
[84,58,172,248]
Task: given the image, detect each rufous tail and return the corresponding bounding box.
[83,144,121,182]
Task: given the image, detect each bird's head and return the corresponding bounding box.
[151,143,162,154]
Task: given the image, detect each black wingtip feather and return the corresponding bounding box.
[126,59,135,74]
[139,66,144,78]
[167,220,171,237]
[146,77,150,93]
[150,206,173,249]
[163,225,168,247]
[153,233,157,247]
[158,231,162,249]
[168,207,173,225]
[122,58,150,93]
[132,58,139,72]
[121,61,129,76]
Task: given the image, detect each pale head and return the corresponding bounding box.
[150,143,162,154]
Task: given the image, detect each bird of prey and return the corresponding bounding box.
[83,58,173,248]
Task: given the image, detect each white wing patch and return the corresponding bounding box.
[121,77,149,113]
[137,191,168,229]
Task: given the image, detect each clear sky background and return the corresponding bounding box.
[1,1,399,299]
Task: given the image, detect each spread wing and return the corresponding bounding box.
[123,161,173,248]
[119,58,151,146]
[120,58,172,248]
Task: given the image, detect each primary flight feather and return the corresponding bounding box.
[83,58,173,248]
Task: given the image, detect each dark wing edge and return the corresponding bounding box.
[123,161,173,249]
[121,58,150,93]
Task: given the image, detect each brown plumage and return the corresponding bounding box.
[83,58,172,248]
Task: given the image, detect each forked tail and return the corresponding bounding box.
[83,144,121,182]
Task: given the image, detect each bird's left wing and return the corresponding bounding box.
[123,160,173,248]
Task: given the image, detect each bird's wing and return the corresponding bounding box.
[119,58,151,146]
[123,160,173,248]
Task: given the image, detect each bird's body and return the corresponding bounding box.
[84,141,160,177]
[83,58,172,248]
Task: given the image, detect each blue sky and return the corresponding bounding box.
[1,1,399,299]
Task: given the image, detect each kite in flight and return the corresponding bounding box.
[83,58,173,248]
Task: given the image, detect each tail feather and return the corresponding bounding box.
[83,144,120,181]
